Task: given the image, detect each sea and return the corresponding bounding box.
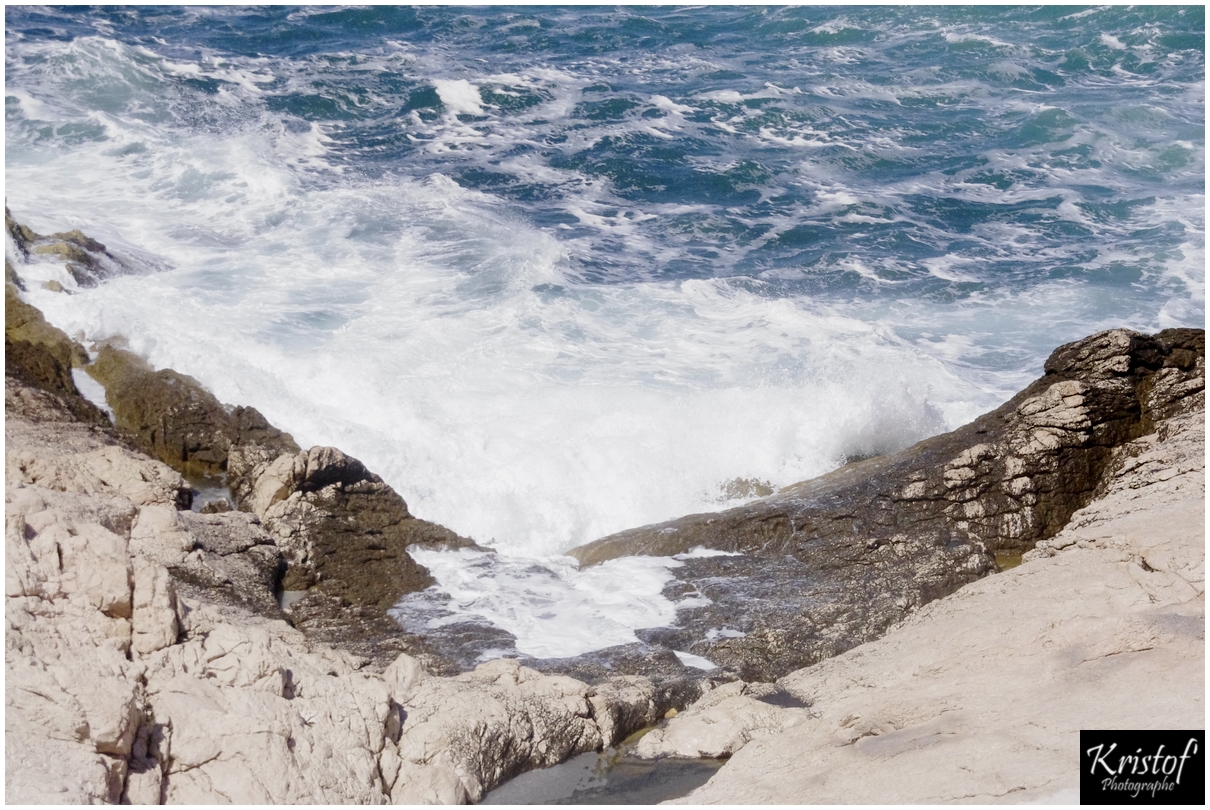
[5,5,1204,664]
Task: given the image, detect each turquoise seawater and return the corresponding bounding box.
[5,6,1204,658]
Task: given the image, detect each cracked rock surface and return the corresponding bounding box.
[4,369,688,804]
[666,399,1204,804]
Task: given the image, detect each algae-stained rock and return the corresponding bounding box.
[4,336,107,428]
[87,344,298,478]
[5,282,90,369]
[5,287,109,425]
[6,259,26,290]
[7,206,134,288]
[6,335,78,405]
[5,205,39,256]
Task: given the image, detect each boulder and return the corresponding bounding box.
[385,656,682,804]
[246,445,474,601]
[633,680,809,759]
[229,443,482,669]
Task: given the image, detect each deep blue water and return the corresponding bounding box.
[8,6,1204,312]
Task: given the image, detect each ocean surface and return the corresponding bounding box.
[5,5,1204,662]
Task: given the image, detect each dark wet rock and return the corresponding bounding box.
[7,205,134,288]
[6,259,26,291]
[569,328,1205,681]
[170,511,285,619]
[527,643,708,687]
[6,206,39,258]
[5,286,109,426]
[87,344,299,478]
[385,588,524,674]
[226,443,482,671]
[284,590,475,675]
[235,444,478,601]
[643,551,979,682]
[6,282,90,370]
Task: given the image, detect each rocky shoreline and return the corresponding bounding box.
[572,326,1205,681]
[666,399,1205,803]
[5,229,691,803]
[5,210,1205,803]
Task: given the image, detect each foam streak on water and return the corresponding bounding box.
[5,6,1202,659]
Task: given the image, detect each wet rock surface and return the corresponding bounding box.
[6,205,135,288]
[5,282,109,426]
[569,328,1205,681]
[633,552,934,683]
[229,443,483,669]
[87,344,299,479]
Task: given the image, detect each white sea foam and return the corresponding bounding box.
[674,547,745,560]
[705,627,746,642]
[434,79,486,117]
[673,651,718,670]
[944,32,1016,49]
[403,548,693,659]
[71,368,114,420]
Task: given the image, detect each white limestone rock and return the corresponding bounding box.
[131,560,180,656]
[633,681,806,759]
